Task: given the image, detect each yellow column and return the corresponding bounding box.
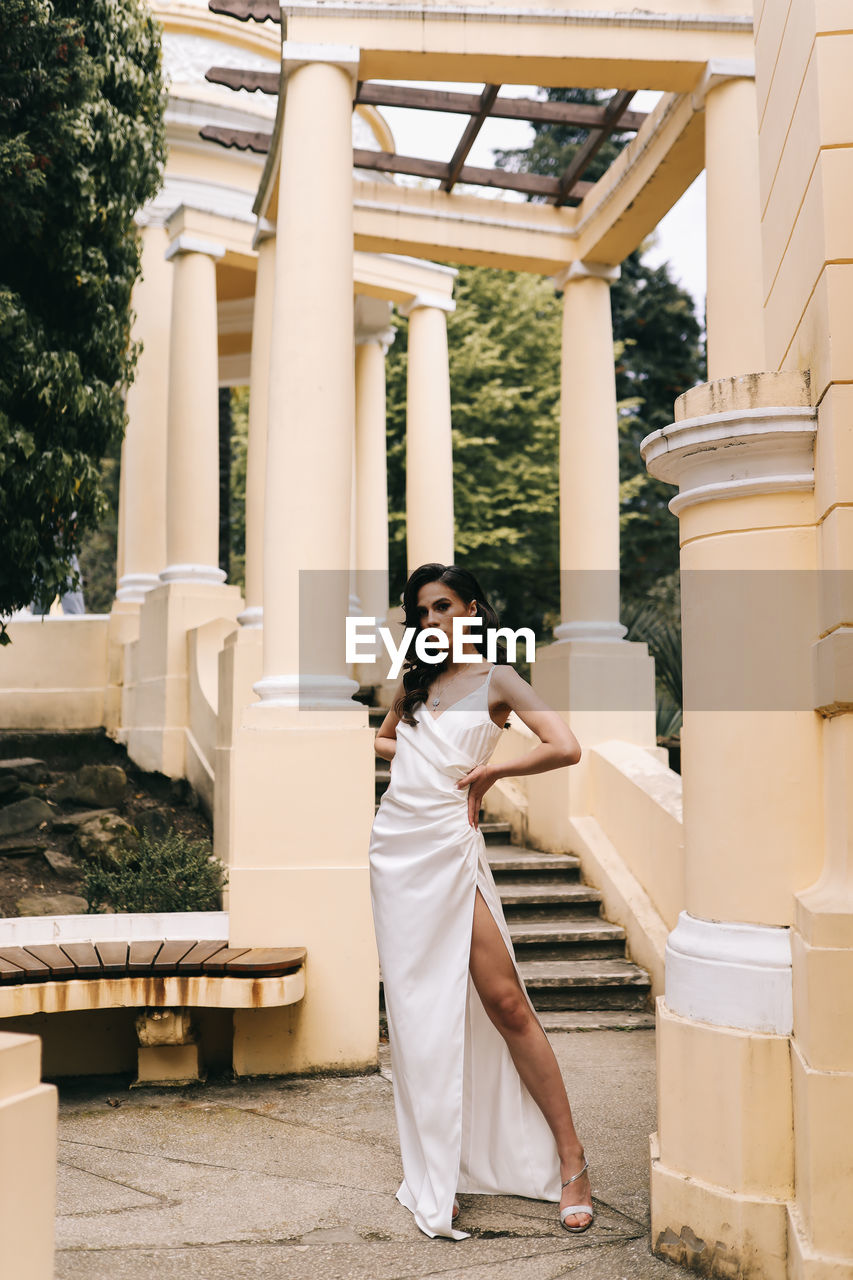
[116,220,170,602]
[226,44,378,1077]
[161,230,226,585]
[527,260,656,851]
[122,214,242,777]
[239,220,275,629]
[700,66,766,380]
[0,1033,57,1280]
[353,297,394,686]
[642,371,820,1279]
[401,294,455,571]
[555,261,624,642]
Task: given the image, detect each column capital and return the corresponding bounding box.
[552,260,620,291]
[165,233,225,263]
[397,292,456,317]
[356,325,396,353]
[692,57,756,109]
[252,217,275,251]
[281,42,360,93]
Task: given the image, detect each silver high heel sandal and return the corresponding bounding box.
[560,1157,594,1233]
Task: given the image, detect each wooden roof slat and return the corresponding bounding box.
[442,83,500,193]
[207,0,280,22]
[555,88,636,205]
[23,944,76,978]
[353,148,593,199]
[200,124,272,154]
[206,66,279,95]
[59,941,101,976]
[0,947,50,982]
[355,83,646,132]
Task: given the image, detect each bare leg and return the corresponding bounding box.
[468,887,592,1228]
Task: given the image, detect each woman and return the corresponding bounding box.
[368,563,593,1241]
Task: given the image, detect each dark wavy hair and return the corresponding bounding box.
[393,563,509,728]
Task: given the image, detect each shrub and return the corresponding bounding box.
[84,827,227,914]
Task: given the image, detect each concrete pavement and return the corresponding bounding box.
[54,1028,691,1280]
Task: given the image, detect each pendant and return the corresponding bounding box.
[432,697,440,707]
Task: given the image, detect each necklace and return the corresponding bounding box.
[430,663,483,708]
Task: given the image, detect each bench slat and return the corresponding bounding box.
[95,941,128,974]
[151,940,197,971]
[201,946,251,973]
[0,947,51,982]
[59,941,102,976]
[176,941,228,974]
[0,955,26,984]
[128,941,163,972]
[223,947,307,975]
[23,944,77,978]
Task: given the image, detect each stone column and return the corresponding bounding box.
[116,220,170,603]
[161,232,227,585]
[353,297,394,688]
[526,261,656,850]
[401,294,455,572]
[642,371,820,1278]
[106,219,174,733]
[700,67,766,380]
[226,44,378,1078]
[239,220,276,629]
[122,213,242,777]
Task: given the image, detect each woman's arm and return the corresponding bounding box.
[458,664,581,827]
[373,679,405,763]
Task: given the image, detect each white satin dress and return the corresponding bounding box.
[368,662,562,1241]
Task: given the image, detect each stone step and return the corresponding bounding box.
[508,917,626,961]
[537,1009,657,1032]
[498,881,603,919]
[487,845,581,880]
[517,958,651,1011]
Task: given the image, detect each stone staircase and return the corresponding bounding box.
[370,706,654,1032]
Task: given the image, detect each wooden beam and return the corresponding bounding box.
[207,0,280,21]
[353,148,592,199]
[200,124,272,154]
[441,83,500,192]
[206,65,279,94]
[555,88,636,205]
[354,83,646,132]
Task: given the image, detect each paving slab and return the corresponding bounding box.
[54,1029,692,1280]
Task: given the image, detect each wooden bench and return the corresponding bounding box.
[0,939,306,1084]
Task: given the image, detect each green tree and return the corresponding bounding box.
[495,88,705,600]
[0,0,167,639]
[387,267,566,645]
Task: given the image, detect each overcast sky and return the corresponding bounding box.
[376,85,707,322]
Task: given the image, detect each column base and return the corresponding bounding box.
[122,579,242,777]
[133,1043,204,1087]
[787,1199,853,1280]
[650,1132,789,1280]
[526,636,656,848]
[227,703,378,1074]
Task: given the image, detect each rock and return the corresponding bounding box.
[42,848,79,878]
[134,807,172,839]
[0,776,21,799]
[50,764,127,809]
[52,808,115,833]
[0,797,53,837]
[72,812,137,864]
[16,893,89,917]
[0,840,44,857]
[0,757,49,784]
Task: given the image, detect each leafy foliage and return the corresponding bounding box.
[0,0,167,636]
[495,87,706,602]
[83,827,228,914]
